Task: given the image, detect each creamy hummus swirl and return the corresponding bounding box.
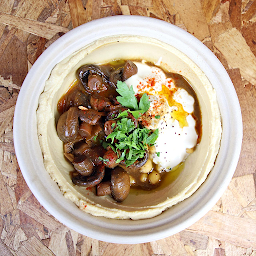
[37,36,222,220]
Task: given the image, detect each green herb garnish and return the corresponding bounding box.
[105,117,159,166]
[156,152,160,157]
[155,115,161,119]
[116,110,128,119]
[93,134,98,141]
[104,81,158,166]
[116,81,150,119]
[98,157,109,164]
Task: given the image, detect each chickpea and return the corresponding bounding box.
[139,159,153,173]
[129,175,136,186]
[155,164,162,173]
[149,146,156,154]
[149,171,161,185]
[186,147,194,154]
[140,173,148,183]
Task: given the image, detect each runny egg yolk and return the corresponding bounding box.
[158,85,188,128]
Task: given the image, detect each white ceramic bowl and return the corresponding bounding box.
[13,16,242,243]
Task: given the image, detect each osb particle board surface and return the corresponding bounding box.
[0,0,256,255]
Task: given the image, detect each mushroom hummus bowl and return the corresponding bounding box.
[37,35,222,220]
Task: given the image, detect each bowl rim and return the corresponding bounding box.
[13,15,243,244]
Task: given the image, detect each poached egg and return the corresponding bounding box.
[125,62,198,171]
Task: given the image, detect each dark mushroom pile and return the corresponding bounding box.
[56,60,160,202]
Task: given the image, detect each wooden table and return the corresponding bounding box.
[0,0,256,255]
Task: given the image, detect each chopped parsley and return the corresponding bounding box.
[155,115,161,119]
[156,152,160,157]
[104,81,159,166]
[116,110,128,119]
[98,157,109,163]
[105,118,159,166]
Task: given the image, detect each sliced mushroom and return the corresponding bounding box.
[85,124,104,147]
[102,147,119,169]
[63,142,74,154]
[57,85,89,114]
[57,107,79,142]
[90,94,112,111]
[77,65,111,93]
[122,60,138,80]
[88,74,107,92]
[72,141,90,156]
[57,112,68,142]
[111,167,130,202]
[72,164,105,187]
[96,181,111,196]
[67,89,89,109]
[104,120,116,136]
[79,122,93,138]
[73,155,94,176]
[78,109,104,125]
[66,107,79,139]
[84,146,106,165]
[77,65,100,89]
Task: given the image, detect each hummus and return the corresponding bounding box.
[37,36,222,220]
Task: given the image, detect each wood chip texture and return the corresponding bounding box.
[0,0,256,255]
